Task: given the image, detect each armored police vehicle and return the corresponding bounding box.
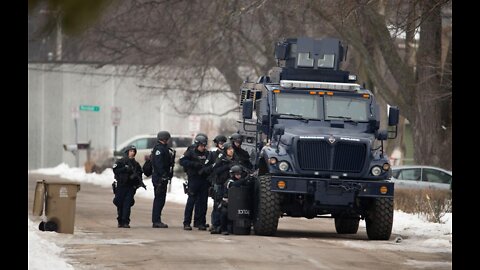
[238,37,399,240]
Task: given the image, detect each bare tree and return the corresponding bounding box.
[28,0,452,169]
[310,0,451,169]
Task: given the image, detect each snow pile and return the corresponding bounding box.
[28,218,74,270]
[29,163,200,206]
[392,210,452,237]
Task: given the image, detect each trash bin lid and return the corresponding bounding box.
[32,180,46,216]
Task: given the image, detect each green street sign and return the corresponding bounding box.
[79,105,100,112]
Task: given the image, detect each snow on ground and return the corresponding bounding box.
[30,163,208,206]
[28,218,74,270]
[335,211,452,254]
[29,163,452,269]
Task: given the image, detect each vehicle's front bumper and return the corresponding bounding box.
[270,175,394,206]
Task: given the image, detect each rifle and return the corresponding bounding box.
[166,148,176,184]
[128,159,147,190]
[112,181,117,194]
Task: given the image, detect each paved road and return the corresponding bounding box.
[28,173,451,270]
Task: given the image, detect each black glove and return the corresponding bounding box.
[135,181,147,190]
[111,181,117,194]
[182,181,188,194]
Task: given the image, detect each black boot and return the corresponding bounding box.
[152,222,168,228]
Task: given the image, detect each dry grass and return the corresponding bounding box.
[394,188,452,223]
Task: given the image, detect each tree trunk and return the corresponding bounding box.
[412,1,445,167]
[437,35,452,170]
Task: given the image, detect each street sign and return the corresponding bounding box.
[79,105,100,112]
[71,106,79,119]
[111,106,122,126]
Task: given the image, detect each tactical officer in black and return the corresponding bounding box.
[230,133,253,170]
[184,133,209,154]
[219,165,252,235]
[209,142,238,234]
[113,145,143,228]
[151,131,174,228]
[180,135,210,230]
[204,135,228,231]
[203,135,227,191]
[211,135,227,162]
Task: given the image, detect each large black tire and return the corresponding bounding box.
[253,175,280,236]
[366,197,394,240]
[334,216,360,234]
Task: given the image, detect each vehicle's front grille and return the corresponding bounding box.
[297,140,366,173]
[332,142,366,172]
[297,140,330,170]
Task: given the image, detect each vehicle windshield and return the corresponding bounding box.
[274,92,370,122]
[324,96,369,122]
[275,93,322,119]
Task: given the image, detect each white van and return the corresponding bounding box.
[114,134,193,167]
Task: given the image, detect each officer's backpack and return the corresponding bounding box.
[142,152,153,177]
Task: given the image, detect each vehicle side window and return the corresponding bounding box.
[131,138,148,150]
[147,138,157,149]
[177,138,192,147]
[168,138,192,148]
[392,170,400,178]
[422,169,451,184]
[398,168,421,181]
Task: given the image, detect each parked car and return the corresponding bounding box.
[114,134,193,167]
[391,165,452,190]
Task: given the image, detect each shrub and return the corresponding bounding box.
[394,188,452,223]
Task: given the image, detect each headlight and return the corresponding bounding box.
[278,161,290,171]
[269,157,278,164]
[382,163,390,171]
[371,166,382,176]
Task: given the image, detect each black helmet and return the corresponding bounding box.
[124,145,137,155]
[222,142,233,151]
[229,165,243,175]
[157,131,171,141]
[230,133,243,143]
[195,133,208,141]
[213,135,227,144]
[194,135,208,146]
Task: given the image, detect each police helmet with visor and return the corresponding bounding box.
[229,165,243,175]
[194,135,208,146]
[213,135,227,144]
[124,145,137,155]
[157,131,171,141]
[230,133,243,143]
